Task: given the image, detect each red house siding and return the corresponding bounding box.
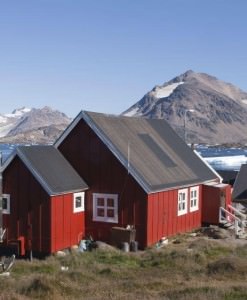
[3,157,51,255]
[59,119,148,248]
[202,184,232,225]
[51,194,85,253]
[147,186,202,246]
[2,157,85,255]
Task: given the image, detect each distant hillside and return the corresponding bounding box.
[123,70,247,144]
[0,106,71,144]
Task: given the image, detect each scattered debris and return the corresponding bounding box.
[0,254,15,276]
[156,237,169,248]
[56,251,67,257]
[189,232,197,237]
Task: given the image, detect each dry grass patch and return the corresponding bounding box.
[0,235,246,299]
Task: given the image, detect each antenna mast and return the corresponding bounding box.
[127,142,130,174]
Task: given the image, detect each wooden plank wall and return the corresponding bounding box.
[3,157,51,254]
[51,194,85,253]
[147,186,202,246]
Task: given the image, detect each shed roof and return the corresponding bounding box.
[2,145,88,196]
[232,164,247,201]
[56,111,219,193]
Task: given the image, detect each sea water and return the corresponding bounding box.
[0,144,16,163]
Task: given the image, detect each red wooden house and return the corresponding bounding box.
[55,111,224,248]
[1,146,88,256]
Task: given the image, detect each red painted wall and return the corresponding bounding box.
[3,157,85,255]
[3,157,51,255]
[59,119,148,248]
[50,194,85,253]
[202,184,232,225]
[147,186,202,246]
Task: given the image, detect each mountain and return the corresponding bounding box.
[0,106,71,144]
[122,70,247,144]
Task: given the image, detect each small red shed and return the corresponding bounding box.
[202,183,232,225]
[1,146,88,256]
[55,111,221,248]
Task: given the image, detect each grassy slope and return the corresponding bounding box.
[0,235,247,300]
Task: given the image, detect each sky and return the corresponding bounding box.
[0,0,247,118]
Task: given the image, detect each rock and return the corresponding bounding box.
[200,226,232,239]
[92,241,118,252]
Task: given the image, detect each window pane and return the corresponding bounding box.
[75,196,82,208]
[191,200,193,207]
[107,209,114,218]
[107,198,114,207]
[97,208,105,217]
[2,198,7,210]
[97,198,104,206]
[93,193,118,223]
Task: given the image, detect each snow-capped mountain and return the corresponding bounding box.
[0,107,32,138]
[122,70,247,144]
[0,106,71,144]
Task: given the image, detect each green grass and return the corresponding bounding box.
[0,236,246,299]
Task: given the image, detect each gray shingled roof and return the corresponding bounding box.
[232,164,247,201]
[81,111,218,193]
[15,145,88,195]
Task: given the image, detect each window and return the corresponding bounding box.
[190,186,199,212]
[1,194,10,214]
[93,193,118,223]
[73,192,85,213]
[177,189,188,216]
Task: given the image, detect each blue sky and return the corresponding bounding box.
[0,0,247,117]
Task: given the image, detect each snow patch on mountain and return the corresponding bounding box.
[0,123,15,138]
[5,107,31,118]
[124,107,141,117]
[153,82,184,99]
[0,115,7,123]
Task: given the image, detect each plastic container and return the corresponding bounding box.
[121,242,129,252]
[130,241,138,252]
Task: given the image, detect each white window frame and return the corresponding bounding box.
[190,186,199,212]
[2,194,10,214]
[73,192,85,213]
[177,188,188,216]
[93,193,118,223]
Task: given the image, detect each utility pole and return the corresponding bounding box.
[184,109,195,144]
